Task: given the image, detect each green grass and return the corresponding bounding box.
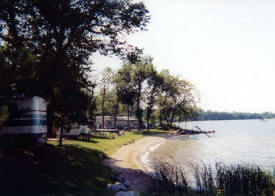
[0,131,147,195]
[49,131,145,156]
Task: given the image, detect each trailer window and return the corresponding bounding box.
[0,104,9,121]
[0,103,22,120]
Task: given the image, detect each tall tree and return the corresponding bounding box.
[145,68,164,130]
[112,84,120,129]
[0,0,150,145]
[99,67,114,128]
[157,70,198,128]
[115,64,136,130]
[131,56,153,131]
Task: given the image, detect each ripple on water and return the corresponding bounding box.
[151,119,275,172]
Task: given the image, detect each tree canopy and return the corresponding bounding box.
[0,0,150,145]
[0,0,150,97]
[94,57,199,129]
[156,70,198,127]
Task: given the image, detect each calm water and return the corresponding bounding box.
[152,119,275,172]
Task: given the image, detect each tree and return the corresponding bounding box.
[115,64,136,129]
[157,70,198,128]
[48,81,91,146]
[0,46,40,97]
[99,67,114,128]
[0,0,150,145]
[145,68,164,130]
[131,56,153,131]
[112,81,120,129]
[96,89,121,128]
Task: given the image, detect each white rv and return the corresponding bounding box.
[56,124,91,140]
[0,96,47,144]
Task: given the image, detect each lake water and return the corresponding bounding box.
[151,119,275,172]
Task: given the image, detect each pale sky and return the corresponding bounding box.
[93,0,275,113]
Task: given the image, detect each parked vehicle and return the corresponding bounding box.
[56,124,91,140]
[0,96,47,144]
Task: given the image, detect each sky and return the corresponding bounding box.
[93,0,275,113]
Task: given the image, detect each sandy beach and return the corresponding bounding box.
[104,134,167,192]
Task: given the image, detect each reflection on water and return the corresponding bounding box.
[152,119,275,171]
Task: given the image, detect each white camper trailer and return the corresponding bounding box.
[56,124,91,140]
[0,96,47,144]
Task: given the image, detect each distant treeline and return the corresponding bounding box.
[194,110,275,121]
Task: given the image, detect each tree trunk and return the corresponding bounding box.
[169,106,177,128]
[146,116,149,131]
[152,117,156,128]
[127,104,130,131]
[159,115,163,127]
[137,83,142,131]
[136,98,140,131]
[102,86,106,128]
[59,118,64,147]
[113,96,119,129]
[146,109,151,131]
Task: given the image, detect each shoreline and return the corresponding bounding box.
[140,140,165,172]
[104,134,167,192]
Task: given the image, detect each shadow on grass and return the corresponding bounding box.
[0,130,168,195]
[0,144,114,196]
[74,138,99,143]
[91,136,114,139]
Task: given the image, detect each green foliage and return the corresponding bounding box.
[95,67,130,120]
[95,57,199,130]
[0,0,150,98]
[0,0,150,142]
[156,70,199,127]
[0,47,39,97]
[96,89,121,115]
[130,56,155,130]
[115,64,136,107]
[145,66,164,129]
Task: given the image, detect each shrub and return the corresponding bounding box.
[148,160,274,196]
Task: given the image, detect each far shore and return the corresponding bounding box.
[104,133,168,192]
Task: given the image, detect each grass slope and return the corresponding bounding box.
[0,131,146,196]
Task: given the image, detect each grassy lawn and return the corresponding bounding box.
[49,131,145,156]
[0,131,149,196]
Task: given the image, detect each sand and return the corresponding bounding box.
[104,135,167,192]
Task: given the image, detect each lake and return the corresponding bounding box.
[151,119,275,172]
